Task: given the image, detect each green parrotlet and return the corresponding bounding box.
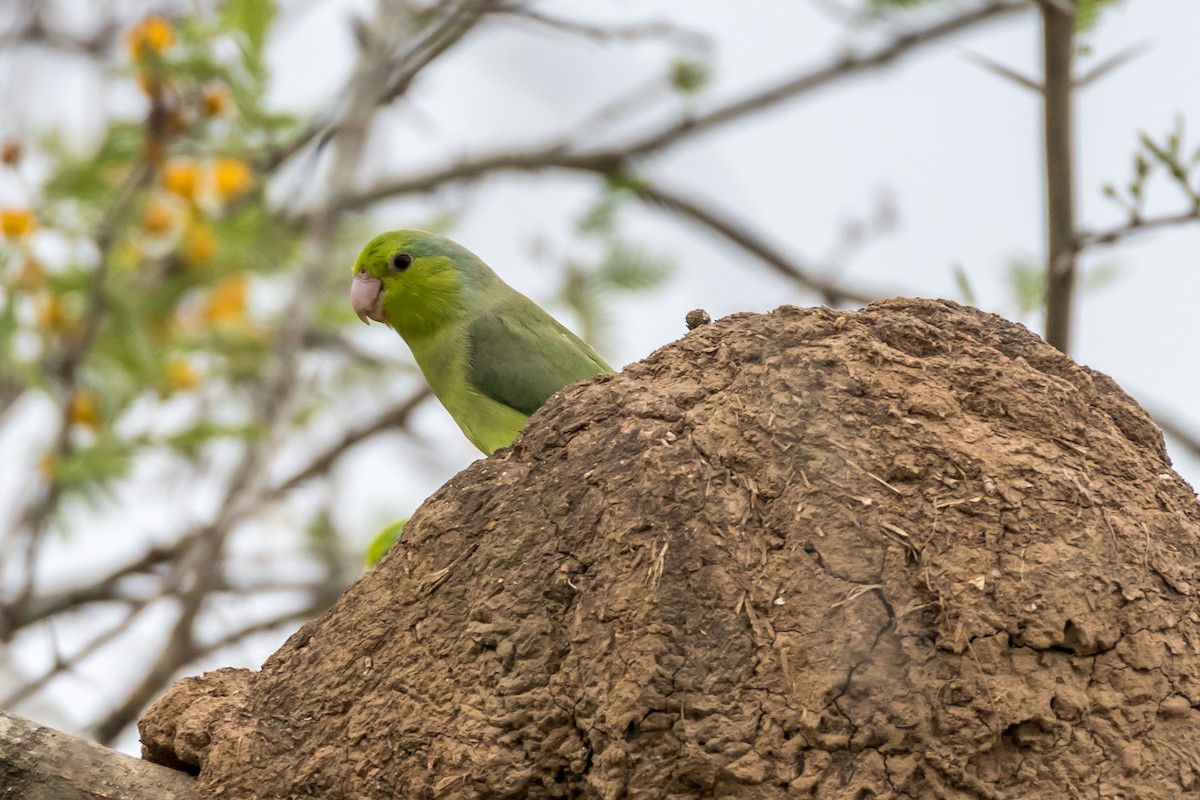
[351,230,613,454]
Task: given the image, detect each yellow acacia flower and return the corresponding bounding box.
[165,359,200,391]
[211,157,253,201]
[127,16,175,59]
[1,208,37,239]
[162,159,200,202]
[202,274,248,327]
[69,391,100,430]
[184,222,217,267]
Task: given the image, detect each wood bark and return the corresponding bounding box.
[1041,0,1078,352]
[0,710,195,800]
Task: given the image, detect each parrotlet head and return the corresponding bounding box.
[350,229,497,337]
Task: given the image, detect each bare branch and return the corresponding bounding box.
[963,50,1042,92]
[341,0,1032,214]
[0,8,122,57]
[1034,0,1077,16]
[495,6,710,48]
[1077,208,1200,248]
[1075,42,1151,89]
[269,389,431,498]
[1040,1,1077,352]
[619,0,1030,159]
[633,182,886,306]
[1155,411,1200,461]
[3,605,146,709]
[264,0,493,173]
[12,541,187,629]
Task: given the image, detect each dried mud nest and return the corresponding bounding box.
[141,299,1200,799]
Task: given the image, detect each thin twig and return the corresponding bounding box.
[1153,410,1200,461]
[1076,208,1200,248]
[634,182,886,305]
[495,6,710,48]
[963,50,1042,92]
[1075,42,1151,89]
[269,390,431,498]
[263,0,492,172]
[340,0,1031,214]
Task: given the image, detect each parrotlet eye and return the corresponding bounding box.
[391,252,413,272]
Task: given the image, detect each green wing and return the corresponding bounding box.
[466,303,612,416]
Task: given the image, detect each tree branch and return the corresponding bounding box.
[263,0,493,172]
[1040,0,1077,352]
[0,711,195,800]
[1153,411,1200,461]
[340,0,1031,213]
[494,6,710,48]
[632,182,885,305]
[1077,208,1200,249]
[269,389,431,498]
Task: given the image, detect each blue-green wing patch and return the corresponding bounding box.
[466,306,612,416]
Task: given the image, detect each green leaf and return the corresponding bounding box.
[1006,258,1046,319]
[165,420,267,458]
[951,264,977,306]
[222,0,275,59]
[1078,0,1124,33]
[596,241,672,292]
[1082,261,1121,292]
[365,519,407,567]
[670,57,710,95]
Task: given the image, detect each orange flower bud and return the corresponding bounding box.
[69,391,100,429]
[165,359,201,391]
[162,159,200,202]
[211,157,253,200]
[202,274,248,326]
[127,16,175,59]
[0,208,37,239]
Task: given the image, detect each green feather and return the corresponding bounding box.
[467,306,612,416]
[351,230,613,455]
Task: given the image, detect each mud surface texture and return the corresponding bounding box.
[140,299,1200,799]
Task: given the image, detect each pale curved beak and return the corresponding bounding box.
[351,271,384,325]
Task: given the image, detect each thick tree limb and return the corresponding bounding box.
[1040,0,1077,352]
[0,710,195,800]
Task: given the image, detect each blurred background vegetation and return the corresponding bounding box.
[1,0,1197,751]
